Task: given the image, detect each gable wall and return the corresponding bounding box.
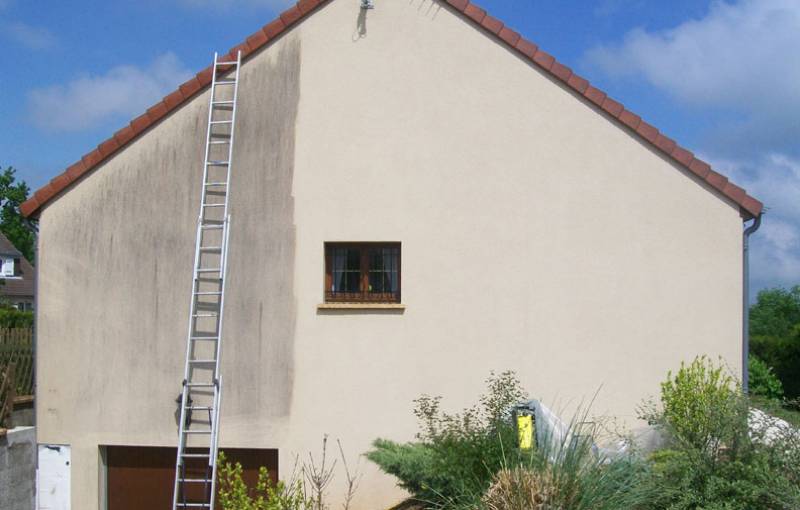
[36,1,743,508]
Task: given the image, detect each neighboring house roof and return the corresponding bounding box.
[20,0,763,220]
[0,232,34,299]
[0,234,22,258]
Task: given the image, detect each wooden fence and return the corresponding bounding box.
[0,328,33,397]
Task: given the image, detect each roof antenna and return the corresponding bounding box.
[361,0,374,8]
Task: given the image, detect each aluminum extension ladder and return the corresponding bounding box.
[172,50,241,510]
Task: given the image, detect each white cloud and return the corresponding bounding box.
[710,153,800,290]
[584,0,800,155]
[4,21,57,50]
[583,0,800,290]
[27,53,192,133]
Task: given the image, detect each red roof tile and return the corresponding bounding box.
[20,0,762,219]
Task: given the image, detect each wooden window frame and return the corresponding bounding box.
[324,242,401,303]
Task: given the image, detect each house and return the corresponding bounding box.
[0,232,34,311]
[21,0,763,509]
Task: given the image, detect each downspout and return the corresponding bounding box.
[742,213,762,394]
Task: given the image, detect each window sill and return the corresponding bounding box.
[317,303,405,310]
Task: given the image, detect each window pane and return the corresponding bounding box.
[331,247,361,293]
[368,247,398,294]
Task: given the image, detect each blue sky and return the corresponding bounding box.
[1,0,798,295]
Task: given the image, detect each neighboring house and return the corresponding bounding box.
[0,232,34,311]
[21,1,763,509]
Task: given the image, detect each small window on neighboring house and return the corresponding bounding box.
[0,258,13,277]
[325,243,400,303]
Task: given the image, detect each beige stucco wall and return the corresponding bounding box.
[36,1,744,508]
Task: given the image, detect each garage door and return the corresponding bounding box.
[105,446,278,510]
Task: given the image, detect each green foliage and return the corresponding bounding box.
[641,356,740,454]
[0,308,33,328]
[749,286,800,399]
[0,167,35,263]
[644,446,800,510]
[367,371,528,506]
[368,372,649,510]
[217,452,310,510]
[751,329,800,399]
[750,286,800,338]
[748,356,784,400]
[514,415,651,510]
[639,356,800,510]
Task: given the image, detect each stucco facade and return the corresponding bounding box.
[35,1,746,508]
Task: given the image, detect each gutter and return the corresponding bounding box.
[742,213,762,394]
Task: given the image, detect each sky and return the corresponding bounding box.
[0,0,798,296]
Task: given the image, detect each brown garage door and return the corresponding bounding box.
[106,446,278,510]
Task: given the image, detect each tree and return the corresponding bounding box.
[0,166,36,262]
[749,286,800,399]
[750,286,800,338]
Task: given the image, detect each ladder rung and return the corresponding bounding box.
[190,336,218,340]
[192,313,218,318]
[189,359,216,364]
[182,453,210,458]
[184,429,213,434]
[194,290,221,294]
[205,182,227,186]
[216,61,238,66]
[196,268,221,273]
[209,120,233,125]
[198,247,222,252]
[209,140,230,145]
[201,203,225,208]
[206,161,229,166]
[188,406,213,411]
[215,80,236,85]
[186,382,215,388]
[179,478,211,483]
[176,503,211,508]
[200,224,224,230]
[212,100,235,105]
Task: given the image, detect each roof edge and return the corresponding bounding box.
[20,0,763,219]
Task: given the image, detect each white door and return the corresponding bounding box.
[38,444,71,510]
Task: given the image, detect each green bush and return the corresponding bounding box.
[751,331,800,399]
[217,452,310,510]
[749,286,800,399]
[641,356,741,454]
[639,356,800,510]
[748,356,784,400]
[367,371,527,507]
[368,372,650,509]
[0,307,32,328]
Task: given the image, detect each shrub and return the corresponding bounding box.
[368,372,650,509]
[748,356,784,400]
[749,286,800,399]
[640,356,741,454]
[0,308,32,328]
[639,356,800,510]
[482,467,554,510]
[367,371,527,507]
[751,330,800,399]
[217,452,310,510]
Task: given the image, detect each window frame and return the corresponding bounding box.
[324,242,401,304]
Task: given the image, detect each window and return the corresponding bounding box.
[325,243,400,303]
[0,258,14,277]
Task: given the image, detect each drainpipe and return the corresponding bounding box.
[742,213,762,394]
